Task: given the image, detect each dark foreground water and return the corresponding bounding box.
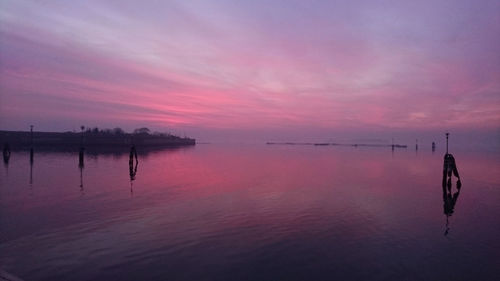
[1,144,499,281]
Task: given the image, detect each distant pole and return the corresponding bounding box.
[446,132,449,154]
[80,126,85,148]
[30,125,34,146]
[30,125,34,163]
[415,139,418,151]
[29,126,34,185]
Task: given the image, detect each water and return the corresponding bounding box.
[1,144,500,281]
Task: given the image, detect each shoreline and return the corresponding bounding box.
[0,130,196,149]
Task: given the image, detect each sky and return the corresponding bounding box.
[0,0,499,143]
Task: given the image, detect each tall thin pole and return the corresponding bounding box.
[445,132,449,154]
[30,125,33,185]
[80,126,85,148]
[30,125,33,146]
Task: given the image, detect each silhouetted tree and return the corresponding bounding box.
[133,127,150,135]
[113,127,125,135]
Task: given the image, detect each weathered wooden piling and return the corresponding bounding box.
[442,132,460,189]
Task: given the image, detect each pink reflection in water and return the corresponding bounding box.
[0,144,499,281]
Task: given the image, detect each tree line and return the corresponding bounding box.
[78,126,173,137]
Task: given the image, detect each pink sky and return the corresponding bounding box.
[0,0,499,143]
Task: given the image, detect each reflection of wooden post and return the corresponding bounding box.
[29,154,33,185]
[79,157,84,189]
[30,125,33,145]
[79,147,84,167]
[3,143,11,164]
[79,126,85,182]
[80,166,83,189]
[30,125,34,164]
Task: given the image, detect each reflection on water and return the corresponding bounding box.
[29,149,33,186]
[3,143,10,176]
[442,153,462,236]
[129,145,139,194]
[79,148,85,193]
[1,144,499,281]
[3,143,10,164]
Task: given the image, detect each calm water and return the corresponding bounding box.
[1,144,500,281]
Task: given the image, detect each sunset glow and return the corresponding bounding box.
[1,0,499,140]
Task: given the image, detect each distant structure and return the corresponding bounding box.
[442,133,461,191]
[415,139,418,151]
[80,126,85,147]
[432,142,436,152]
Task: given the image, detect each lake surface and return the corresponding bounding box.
[1,144,500,281]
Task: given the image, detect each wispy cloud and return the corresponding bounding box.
[1,0,499,137]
